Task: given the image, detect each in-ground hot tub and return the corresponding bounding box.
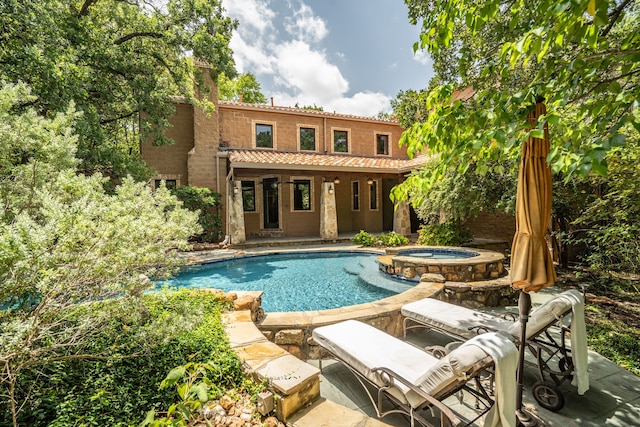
[377,246,506,282]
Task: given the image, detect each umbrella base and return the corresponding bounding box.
[516,408,543,426]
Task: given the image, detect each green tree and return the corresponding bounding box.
[399,0,639,180]
[390,89,431,128]
[0,0,237,181]
[294,102,324,111]
[405,159,517,226]
[171,185,223,242]
[218,72,267,104]
[572,139,640,275]
[0,83,201,426]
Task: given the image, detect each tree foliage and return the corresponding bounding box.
[10,290,243,427]
[0,0,237,180]
[171,185,223,243]
[402,159,517,226]
[217,72,267,104]
[0,83,201,426]
[391,89,432,128]
[571,139,640,274]
[400,0,639,182]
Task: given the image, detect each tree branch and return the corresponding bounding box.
[581,49,640,61]
[114,32,163,45]
[78,0,99,17]
[569,68,640,104]
[602,0,634,37]
[100,110,138,125]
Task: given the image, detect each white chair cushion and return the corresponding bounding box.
[402,298,513,339]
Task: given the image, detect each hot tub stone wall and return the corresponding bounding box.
[379,246,507,282]
[436,277,519,309]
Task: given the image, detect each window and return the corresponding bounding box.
[241,181,256,211]
[376,134,389,155]
[255,124,273,148]
[293,179,311,211]
[154,179,177,190]
[369,180,378,210]
[352,181,360,211]
[300,127,316,151]
[333,130,348,153]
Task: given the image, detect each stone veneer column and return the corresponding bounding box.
[319,182,338,240]
[393,200,411,236]
[228,180,246,244]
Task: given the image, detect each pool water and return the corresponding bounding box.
[397,248,478,259]
[156,252,413,312]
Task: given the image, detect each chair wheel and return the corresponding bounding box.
[558,356,574,380]
[532,381,565,411]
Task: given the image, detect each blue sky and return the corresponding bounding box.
[222,0,434,116]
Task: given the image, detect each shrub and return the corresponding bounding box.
[171,186,223,242]
[352,230,409,247]
[10,290,244,427]
[380,232,409,247]
[418,222,473,246]
[352,230,378,246]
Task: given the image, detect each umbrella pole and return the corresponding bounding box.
[516,290,537,426]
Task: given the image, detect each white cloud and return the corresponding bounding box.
[224,0,393,117]
[274,40,348,102]
[329,92,392,117]
[413,48,431,66]
[224,0,274,35]
[283,3,328,43]
[229,33,275,74]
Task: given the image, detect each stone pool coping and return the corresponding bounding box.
[178,244,515,357]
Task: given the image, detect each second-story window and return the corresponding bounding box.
[334,130,348,153]
[256,124,273,148]
[300,127,316,151]
[376,134,389,155]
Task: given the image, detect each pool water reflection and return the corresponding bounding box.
[156,251,413,312]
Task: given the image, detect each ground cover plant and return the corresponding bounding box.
[352,230,409,247]
[4,290,247,427]
[555,270,640,376]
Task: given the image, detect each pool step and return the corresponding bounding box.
[223,310,321,421]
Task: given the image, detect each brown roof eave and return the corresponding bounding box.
[229,161,399,174]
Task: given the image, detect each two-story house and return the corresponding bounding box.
[141,74,427,244]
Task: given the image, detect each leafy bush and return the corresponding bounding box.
[380,232,409,246]
[141,362,267,426]
[9,290,244,427]
[352,230,408,247]
[418,222,473,246]
[352,230,378,246]
[171,186,223,242]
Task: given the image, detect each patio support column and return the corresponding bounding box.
[320,182,338,240]
[229,180,246,244]
[393,201,411,236]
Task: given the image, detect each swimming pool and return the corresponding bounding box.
[157,251,413,312]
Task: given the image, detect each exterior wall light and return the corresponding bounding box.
[367,177,374,185]
[333,176,341,185]
[328,183,334,195]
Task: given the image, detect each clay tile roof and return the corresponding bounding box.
[226,149,430,173]
[218,101,399,124]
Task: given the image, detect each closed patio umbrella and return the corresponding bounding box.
[510,101,557,426]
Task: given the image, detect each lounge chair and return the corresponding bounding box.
[401,289,589,412]
[312,320,518,427]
